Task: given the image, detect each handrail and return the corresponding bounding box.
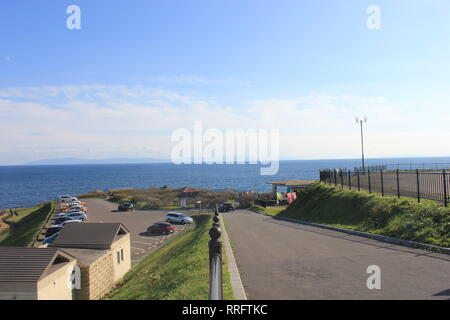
[208,209,223,300]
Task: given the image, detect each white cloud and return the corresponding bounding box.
[0,85,444,165]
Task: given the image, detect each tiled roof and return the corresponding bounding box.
[0,247,74,282]
[50,223,129,249]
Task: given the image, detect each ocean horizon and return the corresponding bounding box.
[1,156,450,209]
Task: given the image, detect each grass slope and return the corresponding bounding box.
[268,183,449,248]
[105,214,233,300]
[0,202,54,247]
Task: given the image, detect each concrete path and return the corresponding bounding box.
[85,199,190,266]
[223,210,450,300]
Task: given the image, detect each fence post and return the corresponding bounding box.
[348,170,352,190]
[443,169,448,207]
[380,169,384,197]
[416,169,420,203]
[208,210,223,300]
[340,170,344,188]
[396,169,400,198]
[357,170,360,191]
[368,169,371,194]
[334,169,337,187]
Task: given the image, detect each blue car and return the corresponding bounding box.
[43,232,60,245]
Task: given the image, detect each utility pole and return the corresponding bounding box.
[355,116,368,171]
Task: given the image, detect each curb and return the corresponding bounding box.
[220,218,247,300]
[252,211,450,255]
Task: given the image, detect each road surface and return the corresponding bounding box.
[223,210,450,300]
[84,199,191,266]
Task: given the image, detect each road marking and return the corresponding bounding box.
[133,240,156,245]
[131,247,145,251]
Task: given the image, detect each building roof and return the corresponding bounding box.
[267,180,316,187]
[61,248,110,266]
[50,223,129,250]
[0,247,75,282]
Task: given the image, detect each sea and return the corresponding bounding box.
[1,157,450,209]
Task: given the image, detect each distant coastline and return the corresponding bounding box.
[23,157,171,166]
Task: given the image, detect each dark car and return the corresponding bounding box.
[147,222,174,235]
[218,202,235,213]
[45,226,62,238]
[118,202,134,211]
[53,216,79,225]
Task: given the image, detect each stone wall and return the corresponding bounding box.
[75,251,114,300]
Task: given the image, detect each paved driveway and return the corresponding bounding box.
[84,199,191,266]
[223,210,450,300]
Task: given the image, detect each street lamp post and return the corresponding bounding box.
[355,116,368,171]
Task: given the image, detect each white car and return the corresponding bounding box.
[67,203,87,211]
[60,195,78,203]
[165,212,193,224]
[57,211,87,221]
[57,208,85,216]
[59,219,83,226]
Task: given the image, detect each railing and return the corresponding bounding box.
[208,209,223,300]
[320,168,450,206]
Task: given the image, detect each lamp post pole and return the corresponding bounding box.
[356,117,368,171]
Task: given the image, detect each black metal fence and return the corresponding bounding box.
[208,209,223,300]
[320,168,450,206]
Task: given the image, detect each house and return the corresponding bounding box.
[0,247,77,300]
[50,222,131,300]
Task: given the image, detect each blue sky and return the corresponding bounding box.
[0,1,449,165]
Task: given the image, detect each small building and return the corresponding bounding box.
[50,223,131,300]
[267,180,315,197]
[0,247,77,300]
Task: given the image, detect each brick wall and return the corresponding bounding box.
[75,251,114,300]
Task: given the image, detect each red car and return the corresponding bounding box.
[147,222,174,235]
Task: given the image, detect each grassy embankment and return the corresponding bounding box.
[79,188,262,210]
[251,183,449,248]
[105,214,233,300]
[0,202,55,247]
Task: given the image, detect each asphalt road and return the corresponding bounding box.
[223,210,450,300]
[84,199,191,266]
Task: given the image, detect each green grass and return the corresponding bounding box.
[105,214,234,300]
[0,202,54,247]
[269,183,449,248]
[4,206,40,224]
[250,205,287,216]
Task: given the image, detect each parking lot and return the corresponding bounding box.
[84,199,191,266]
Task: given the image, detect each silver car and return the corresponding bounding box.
[165,212,193,224]
[56,211,87,221]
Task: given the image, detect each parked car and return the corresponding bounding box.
[165,212,193,224]
[218,202,236,213]
[43,232,59,245]
[57,209,87,217]
[147,222,174,235]
[60,195,78,203]
[45,226,62,238]
[56,212,87,221]
[53,216,82,225]
[118,202,134,211]
[59,219,82,226]
[67,204,87,211]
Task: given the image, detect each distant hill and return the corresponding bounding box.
[24,157,171,165]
